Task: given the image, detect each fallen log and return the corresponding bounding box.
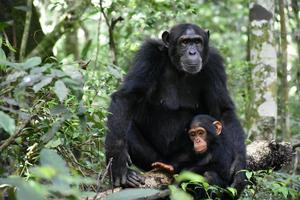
[88,140,297,200]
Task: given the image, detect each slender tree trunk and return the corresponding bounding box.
[248,1,277,139]
[277,0,288,138]
[291,0,300,100]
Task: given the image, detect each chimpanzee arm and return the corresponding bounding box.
[105,92,134,186]
[105,39,166,187]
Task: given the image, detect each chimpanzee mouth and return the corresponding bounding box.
[182,63,202,74]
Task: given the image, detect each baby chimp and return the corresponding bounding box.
[188,114,234,189]
[153,114,234,189]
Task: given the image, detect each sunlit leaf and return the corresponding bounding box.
[30,166,57,179]
[169,185,193,200]
[175,171,207,184]
[0,111,15,135]
[226,187,237,197]
[245,171,253,180]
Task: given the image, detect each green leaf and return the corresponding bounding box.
[226,187,237,197]
[278,187,289,198]
[105,188,162,200]
[33,76,53,92]
[40,149,69,175]
[0,47,6,68]
[169,185,193,200]
[14,6,29,12]
[245,171,253,180]
[54,80,69,103]
[23,57,42,69]
[0,60,22,69]
[30,63,52,74]
[3,34,16,52]
[0,111,15,135]
[41,112,72,143]
[175,171,207,184]
[30,166,57,179]
[107,65,123,79]
[0,177,44,200]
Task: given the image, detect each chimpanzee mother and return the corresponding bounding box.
[105,23,246,196]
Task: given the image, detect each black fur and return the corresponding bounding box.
[105,23,246,196]
[188,114,234,188]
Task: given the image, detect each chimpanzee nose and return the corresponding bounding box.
[189,50,196,55]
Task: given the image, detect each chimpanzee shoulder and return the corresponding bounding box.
[121,39,167,95]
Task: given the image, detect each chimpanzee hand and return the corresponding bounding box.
[111,151,145,187]
[152,162,175,174]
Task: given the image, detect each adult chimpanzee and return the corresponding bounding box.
[105,23,246,196]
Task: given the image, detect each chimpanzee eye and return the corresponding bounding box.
[189,132,195,137]
[181,39,188,45]
[195,38,202,44]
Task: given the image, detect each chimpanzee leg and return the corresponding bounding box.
[127,122,163,171]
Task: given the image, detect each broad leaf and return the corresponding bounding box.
[30,63,52,74]
[54,80,69,103]
[105,188,162,200]
[23,57,42,69]
[40,149,69,175]
[0,177,44,200]
[0,111,15,135]
[33,76,53,92]
[175,171,207,184]
[169,185,193,200]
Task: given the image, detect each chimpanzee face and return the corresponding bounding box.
[188,114,222,154]
[162,24,210,74]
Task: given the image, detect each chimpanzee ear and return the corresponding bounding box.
[205,29,210,39]
[213,121,222,135]
[162,31,169,48]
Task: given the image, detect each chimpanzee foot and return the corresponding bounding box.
[125,169,145,187]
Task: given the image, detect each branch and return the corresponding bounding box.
[99,0,123,65]
[293,141,300,150]
[19,0,33,61]
[0,119,30,151]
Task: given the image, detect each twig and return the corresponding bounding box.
[0,119,30,151]
[0,99,45,151]
[99,0,123,65]
[93,158,113,200]
[19,0,33,61]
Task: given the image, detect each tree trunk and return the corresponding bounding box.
[248,1,277,139]
[277,0,289,138]
[0,0,45,61]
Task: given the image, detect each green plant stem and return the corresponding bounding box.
[19,0,33,61]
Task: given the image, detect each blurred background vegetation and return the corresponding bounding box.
[0,0,299,199]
